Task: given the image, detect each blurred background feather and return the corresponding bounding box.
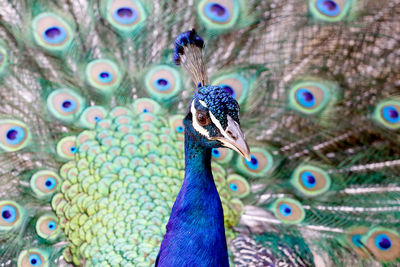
[0,0,399,266]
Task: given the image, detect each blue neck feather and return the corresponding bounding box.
[156,128,229,267]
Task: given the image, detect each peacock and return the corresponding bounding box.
[0,0,399,266]
[156,29,251,266]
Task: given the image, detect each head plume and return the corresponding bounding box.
[174,29,208,87]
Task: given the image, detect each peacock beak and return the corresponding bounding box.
[214,115,251,161]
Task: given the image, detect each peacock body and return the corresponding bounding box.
[0,0,399,266]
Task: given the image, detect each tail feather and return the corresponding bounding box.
[0,0,399,266]
[230,230,315,267]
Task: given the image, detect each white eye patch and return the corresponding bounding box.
[191,100,211,138]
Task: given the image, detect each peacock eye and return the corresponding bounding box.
[196,112,209,126]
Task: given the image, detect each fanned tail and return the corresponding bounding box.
[0,0,399,266]
[0,0,275,265]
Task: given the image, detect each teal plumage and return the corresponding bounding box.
[0,0,399,266]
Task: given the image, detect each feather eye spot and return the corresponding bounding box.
[351,234,363,248]
[29,254,42,266]
[145,65,182,101]
[346,227,369,258]
[79,106,107,129]
[56,136,77,160]
[293,86,324,111]
[86,59,122,93]
[0,201,22,229]
[153,78,171,91]
[48,220,56,230]
[373,99,400,130]
[47,89,85,123]
[296,88,315,108]
[113,7,138,24]
[279,203,292,217]
[227,174,249,198]
[169,115,185,141]
[42,26,66,44]
[316,0,341,16]
[133,98,161,115]
[292,165,331,196]
[212,148,220,158]
[1,205,17,223]
[376,234,392,251]
[105,0,147,32]
[220,84,236,98]
[309,0,353,21]
[61,99,76,112]
[5,126,25,145]
[0,120,31,151]
[18,249,47,267]
[272,198,305,224]
[364,228,400,262]
[44,177,57,190]
[301,171,316,188]
[204,3,230,23]
[31,170,61,198]
[229,183,237,191]
[289,80,336,115]
[32,13,73,51]
[382,106,399,124]
[98,71,113,83]
[36,214,60,240]
[236,148,274,177]
[198,0,239,29]
[245,154,258,170]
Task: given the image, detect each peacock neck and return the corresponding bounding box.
[177,131,225,228]
[184,133,213,186]
[156,129,229,266]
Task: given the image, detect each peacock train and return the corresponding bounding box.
[0,0,399,266]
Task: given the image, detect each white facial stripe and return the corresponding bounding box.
[209,112,234,142]
[191,101,210,138]
[199,100,207,108]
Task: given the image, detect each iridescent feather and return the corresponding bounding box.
[0,0,399,266]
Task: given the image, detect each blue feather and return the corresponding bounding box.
[156,114,229,267]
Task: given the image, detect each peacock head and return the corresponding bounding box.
[184,85,251,160]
